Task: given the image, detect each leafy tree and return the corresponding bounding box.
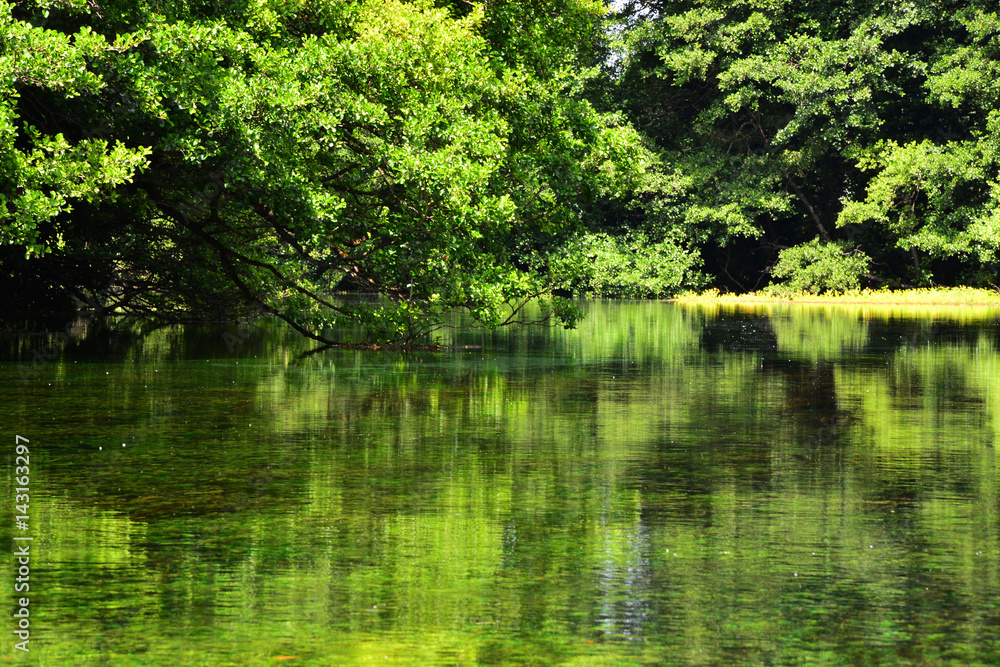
[608,0,1000,289]
[0,0,647,341]
[838,7,1000,282]
[766,238,871,295]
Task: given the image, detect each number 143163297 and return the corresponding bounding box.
[13,434,31,653]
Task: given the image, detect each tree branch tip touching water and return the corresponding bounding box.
[299,342,482,357]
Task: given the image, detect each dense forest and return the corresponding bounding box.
[2,0,999,342]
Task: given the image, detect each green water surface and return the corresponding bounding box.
[2,301,999,665]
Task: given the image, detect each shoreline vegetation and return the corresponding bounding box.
[674,287,1000,306]
[672,287,1000,322]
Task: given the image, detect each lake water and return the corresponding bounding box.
[2,301,1000,665]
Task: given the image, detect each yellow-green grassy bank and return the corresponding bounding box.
[673,287,1000,322]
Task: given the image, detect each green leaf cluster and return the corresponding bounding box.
[766,237,871,295]
[553,230,705,298]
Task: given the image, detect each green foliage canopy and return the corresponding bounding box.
[609,0,1000,291]
[0,0,647,341]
